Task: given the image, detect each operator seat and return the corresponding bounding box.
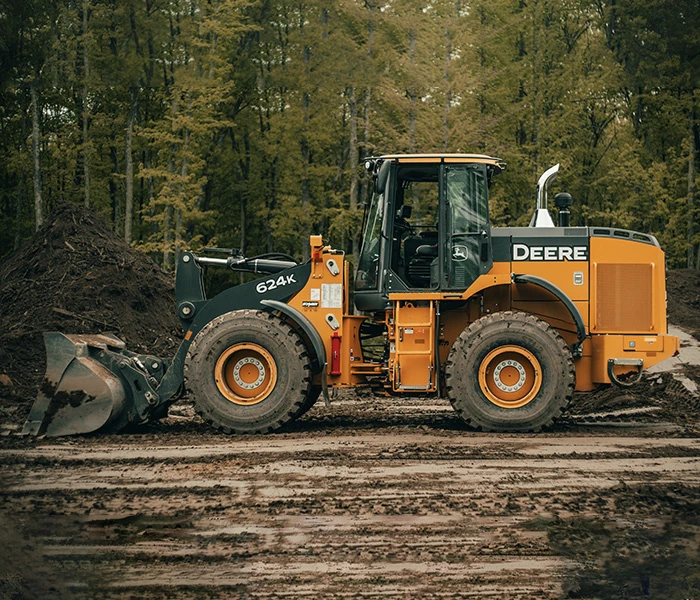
[404,231,438,288]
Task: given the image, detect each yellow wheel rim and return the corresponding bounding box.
[478,345,542,409]
[214,343,277,406]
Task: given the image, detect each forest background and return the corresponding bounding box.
[0,0,699,271]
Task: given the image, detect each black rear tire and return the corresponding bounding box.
[184,310,311,434]
[444,311,575,432]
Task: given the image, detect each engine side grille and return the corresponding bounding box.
[596,263,653,332]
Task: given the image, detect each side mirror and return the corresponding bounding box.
[375,160,390,194]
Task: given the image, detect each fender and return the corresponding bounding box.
[260,299,327,374]
[156,261,313,400]
[512,273,586,355]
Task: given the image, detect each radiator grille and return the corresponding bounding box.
[596,264,652,332]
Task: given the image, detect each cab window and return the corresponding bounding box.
[391,165,439,288]
[443,165,489,289]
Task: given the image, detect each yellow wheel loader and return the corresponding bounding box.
[23,154,680,436]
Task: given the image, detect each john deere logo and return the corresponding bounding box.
[452,245,469,261]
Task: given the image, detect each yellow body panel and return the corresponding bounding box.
[591,334,679,383]
[287,241,370,387]
[512,261,588,302]
[289,235,678,394]
[589,237,667,335]
[389,301,438,392]
[585,236,676,383]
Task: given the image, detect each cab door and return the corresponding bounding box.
[441,164,493,291]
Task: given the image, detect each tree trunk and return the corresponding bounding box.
[30,82,42,231]
[175,126,189,262]
[82,0,90,207]
[124,88,137,244]
[300,116,310,260]
[240,189,246,285]
[109,142,120,232]
[348,86,360,266]
[267,162,277,254]
[689,109,697,268]
[163,205,173,269]
[14,110,28,249]
[145,148,157,250]
[240,129,250,260]
[360,1,374,207]
[163,95,179,270]
[443,15,451,151]
[531,0,541,175]
[409,30,416,153]
[175,206,182,259]
[14,177,23,250]
[300,41,311,262]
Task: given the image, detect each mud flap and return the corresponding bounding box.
[22,333,127,437]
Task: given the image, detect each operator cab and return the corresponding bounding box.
[355,154,505,312]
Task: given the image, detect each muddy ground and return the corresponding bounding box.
[1,382,700,600]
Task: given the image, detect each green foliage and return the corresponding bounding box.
[0,0,698,267]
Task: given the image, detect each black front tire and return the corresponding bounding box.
[184,310,312,434]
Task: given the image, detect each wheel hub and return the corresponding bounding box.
[478,345,542,409]
[214,343,277,405]
[492,359,527,393]
[232,357,266,390]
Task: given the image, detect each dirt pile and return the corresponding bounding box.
[0,203,182,418]
[667,268,700,339]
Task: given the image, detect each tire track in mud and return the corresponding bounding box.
[1,400,700,600]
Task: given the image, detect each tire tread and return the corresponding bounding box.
[444,311,575,432]
[184,310,311,434]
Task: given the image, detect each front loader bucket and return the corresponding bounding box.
[22,333,128,437]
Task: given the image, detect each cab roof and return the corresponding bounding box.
[378,153,506,172]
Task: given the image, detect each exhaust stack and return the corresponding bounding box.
[529,164,559,228]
